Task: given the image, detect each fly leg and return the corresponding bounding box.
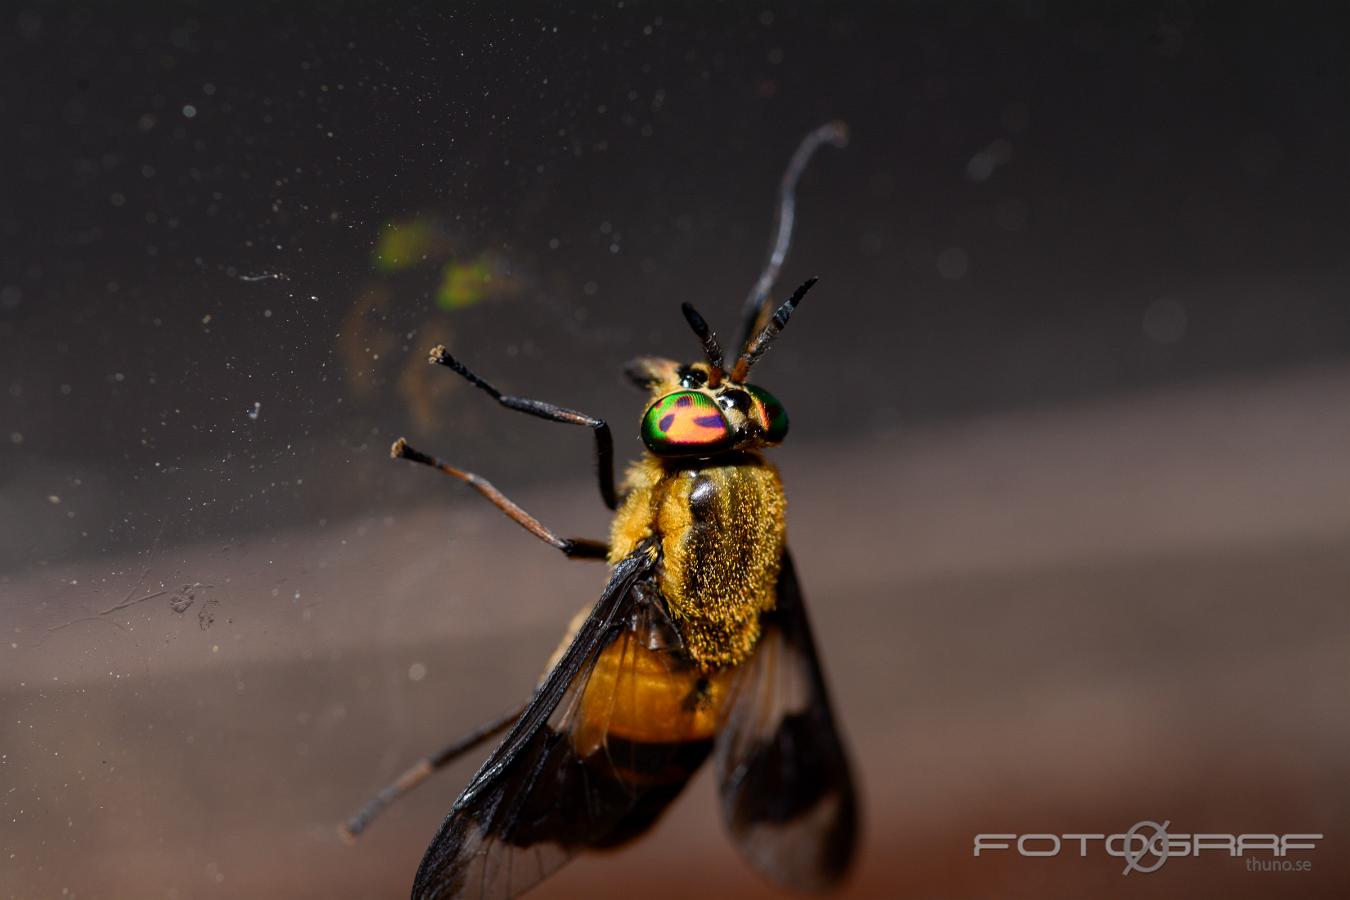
[342,603,598,842]
[340,705,524,842]
[391,438,609,560]
[427,345,618,510]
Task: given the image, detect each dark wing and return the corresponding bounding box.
[412,548,709,900]
[714,548,859,892]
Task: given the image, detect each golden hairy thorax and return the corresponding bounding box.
[608,453,786,670]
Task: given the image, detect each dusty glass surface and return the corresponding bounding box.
[3,5,1349,899]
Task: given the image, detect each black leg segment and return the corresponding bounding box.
[429,345,618,510]
[391,439,609,560]
[341,706,524,842]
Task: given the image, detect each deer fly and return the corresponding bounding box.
[344,122,858,899]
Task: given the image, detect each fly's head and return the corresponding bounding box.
[623,278,815,460]
[625,359,788,457]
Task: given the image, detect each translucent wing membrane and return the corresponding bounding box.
[412,549,719,900]
[714,549,859,892]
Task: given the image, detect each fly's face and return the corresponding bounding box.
[631,360,788,458]
[624,278,815,460]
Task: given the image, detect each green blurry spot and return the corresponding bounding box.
[436,258,494,310]
[373,219,437,273]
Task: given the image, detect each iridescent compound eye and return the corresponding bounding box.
[641,391,733,456]
[745,384,789,444]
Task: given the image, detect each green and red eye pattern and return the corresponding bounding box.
[745,384,789,444]
[640,385,790,456]
[642,391,733,455]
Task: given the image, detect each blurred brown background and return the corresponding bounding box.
[2,4,1348,898]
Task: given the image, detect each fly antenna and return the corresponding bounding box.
[729,277,817,383]
[680,302,724,386]
[737,120,848,353]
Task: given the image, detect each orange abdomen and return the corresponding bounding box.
[573,637,735,757]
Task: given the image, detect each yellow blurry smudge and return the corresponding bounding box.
[373,218,439,273]
[436,257,496,309]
